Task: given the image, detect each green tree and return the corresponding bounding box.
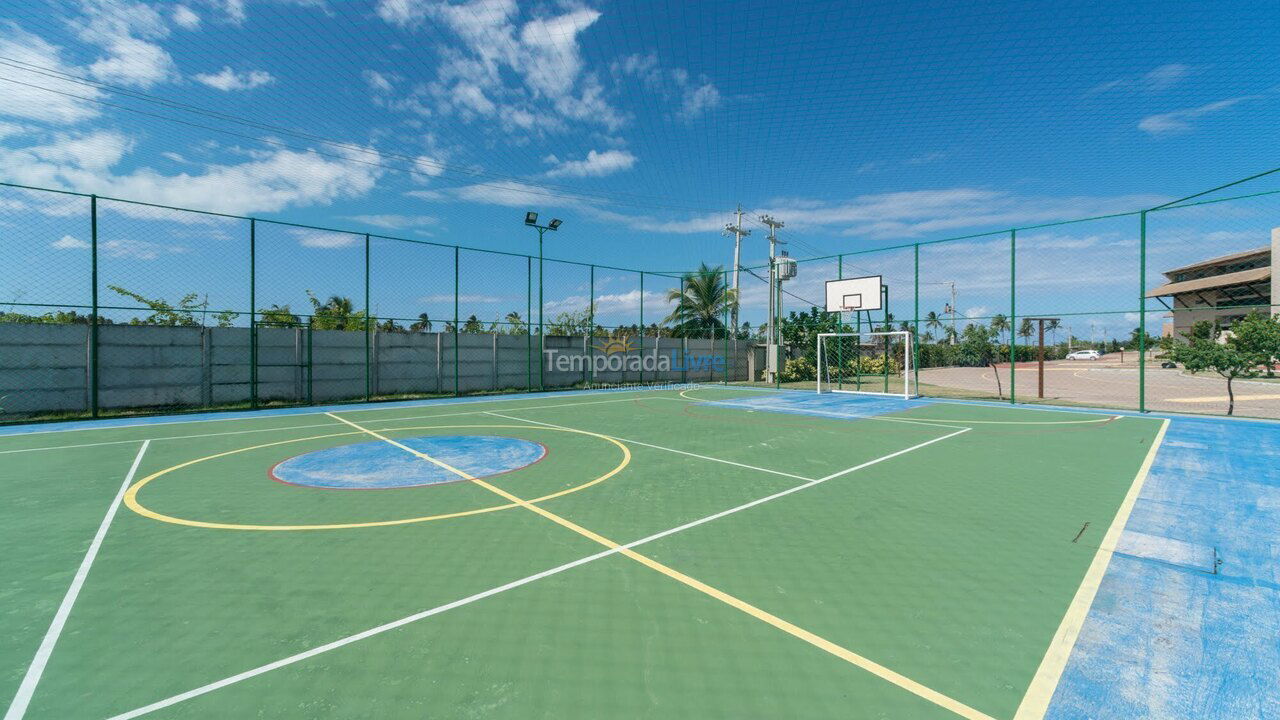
[462,315,483,333]
[1018,318,1034,346]
[504,311,525,335]
[989,314,1009,344]
[107,285,238,327]
[1228,311,1280,377]
[409,313,432,332]
[547,307,593,335]
[306,292,366,331]
[959,323,1004,398]
[259,304,300,326]
[1163,329,1262,416]
[924,311,943,341]
[664,263,737,337]
[1045,318,1061,346]
[778,307,840,366]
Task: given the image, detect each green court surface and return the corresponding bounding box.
[1,386,1167,719]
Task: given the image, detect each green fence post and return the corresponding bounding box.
[1009,228,1016,405]
[639,271,645,385]
[913,243,920,396]
[306,317,313,405]
[249,217,257,410]
[454,246,460,396]
[1139,211,1147,413]
[89,195,99,418]
[364,233,371,402]
[837,254,844,390]
[680,275,688,385]
[588,264,595,387]
[538,241,544,392]
[882,285,889,394]
[526,255,532,393]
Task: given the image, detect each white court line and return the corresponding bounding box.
[482,411,812,482]
[108,419,969,720]
[1013,418,1171,719]
[4,440,151,720]
[0,395,667,455]
[669,396,977,430]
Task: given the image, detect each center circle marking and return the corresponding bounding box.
[270,435,547,490]
[124,424,630,531]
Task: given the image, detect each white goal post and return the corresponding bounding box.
[816,331,916,399]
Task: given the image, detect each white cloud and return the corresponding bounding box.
[614,52,722,121]
[375,0,431,26]
[292,229,361,248]
[1090,63,1191,95]
[451,180,586,209]
[194,67,275,91]
[678,82,721,120]
[412,155,445,181]
[0,131,383,216]
[383,0,623,135]
[172,5,201,29]
[1139,96,1255,136]
[544,149,636,178]
[342,214,438,230]
[363,70,397,93]
[51,234,89,250]
[0,24,103,124]
[51,233,190,259]
[74,0,177,88]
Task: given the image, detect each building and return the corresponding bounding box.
[1145,228,1277,339]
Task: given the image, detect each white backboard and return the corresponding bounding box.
[825,275,882,312]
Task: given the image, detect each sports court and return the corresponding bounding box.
[3,384,1176,719]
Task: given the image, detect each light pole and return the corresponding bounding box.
[524,211,562,391]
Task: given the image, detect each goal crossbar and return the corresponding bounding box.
[816,331,916,399]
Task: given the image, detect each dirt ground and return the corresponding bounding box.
[918,358,1280,420]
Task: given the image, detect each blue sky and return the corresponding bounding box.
[1,0,1278,334]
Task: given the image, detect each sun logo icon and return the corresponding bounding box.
[593,332,637,355]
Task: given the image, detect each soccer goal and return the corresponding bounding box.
[816,331,916,399]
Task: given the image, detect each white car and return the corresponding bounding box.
[1066,349,1101,360]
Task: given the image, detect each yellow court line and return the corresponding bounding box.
[124,424,629,531]
[326,411,996,720]
[1013,418,1171,719]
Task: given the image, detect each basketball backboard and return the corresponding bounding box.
[825,275,883,312]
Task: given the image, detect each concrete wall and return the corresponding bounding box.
[0,323,749,417]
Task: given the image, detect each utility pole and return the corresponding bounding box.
[760,214,785,383]
[723,205,750,333]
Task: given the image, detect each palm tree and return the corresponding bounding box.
[504,311,524,334]
[1046,318,1061,347]
[663,263,737,337]
[924,311,943,341]
[1018,318,1034,346]
[410,313,432,332]
[989,314,1009,344]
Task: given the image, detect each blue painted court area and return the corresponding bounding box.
[271,435,546,489]
[1047,414,1280,720]
[694,390,911,420]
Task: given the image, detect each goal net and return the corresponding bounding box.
[816,331,916,399]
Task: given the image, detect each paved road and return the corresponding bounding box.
[919,360,1280,420]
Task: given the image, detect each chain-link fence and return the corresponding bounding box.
[0,183,746,422]
[2,172,1277,422]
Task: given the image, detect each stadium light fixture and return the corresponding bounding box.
[525,211,538,225]
[548,218,562,230]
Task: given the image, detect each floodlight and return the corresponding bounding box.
[525,211,538,225]
[548,218,562,230]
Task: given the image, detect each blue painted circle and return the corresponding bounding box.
[270,435,547,489]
